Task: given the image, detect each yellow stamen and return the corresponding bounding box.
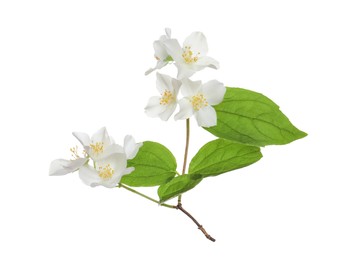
[90,142,104,155]
[182,46,199,64]
[98,164,114,180]
[70,146,80,159]
[191,94,208,111]
[160,90,174,105]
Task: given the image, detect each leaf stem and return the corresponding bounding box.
[176,203,216,242]
[178,118,190,204]
[118,183,176,209]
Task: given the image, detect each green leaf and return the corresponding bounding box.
[205,87,307,146]
[121,141,177,187]
[189,138,262,177]
[158,174,203,203]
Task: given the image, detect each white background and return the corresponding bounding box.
[1,0,345,259]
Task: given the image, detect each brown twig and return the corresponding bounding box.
[176,203,216,242]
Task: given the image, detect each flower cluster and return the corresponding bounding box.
[145,29,226,127]
[49,127,142,188]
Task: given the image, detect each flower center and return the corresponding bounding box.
[90,142,104,155]
[191,94,208,111]
[98,164,114,180]
[160,90,174,105]
[182,46,199,64]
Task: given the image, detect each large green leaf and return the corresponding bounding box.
[189,138,262,177]
[158,174,203,203]
[205,87,307,146]
[121,141,177,187]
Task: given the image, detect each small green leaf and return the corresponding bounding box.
[205,87,307,146]
[121,141,177,187]
[158,174,203,203]
[189,139,262,177]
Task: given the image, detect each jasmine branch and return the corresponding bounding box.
[176,203,216,242]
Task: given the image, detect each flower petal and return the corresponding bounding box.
[181,78,201,97]
[174,98,194,120]
[145,67,155,76]
[165,28,171,38]
[196,56,220,69]
[156,61,168,69]
[79,165,101,187]
[101,178,121,188]
[159,103,177,121]
[156,72,173,93]
[72,132,90,147]
[145,61,168,76]
[49,158,87,176]
[202,80,226,105]
[163,39,184,63]
[176,63,197,80]
[123,135,142,160]
[171,77,182,93]
[145,96,166,117]
[183,32,208,56]
[103,143,125,159]
[64,158,88,171]
[49,159,68,176]
[153,41,168,61]
[91,127,111,146]
[123,167,135,176]
[195,106,217,127]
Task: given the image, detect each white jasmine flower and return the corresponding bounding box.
[145,73,181,121]
[49,128,143,188]
[78,153,134,188]
[174,79,226,127]
[73,127,123,162]
[145,28,172,75]
[164,31,219,79]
